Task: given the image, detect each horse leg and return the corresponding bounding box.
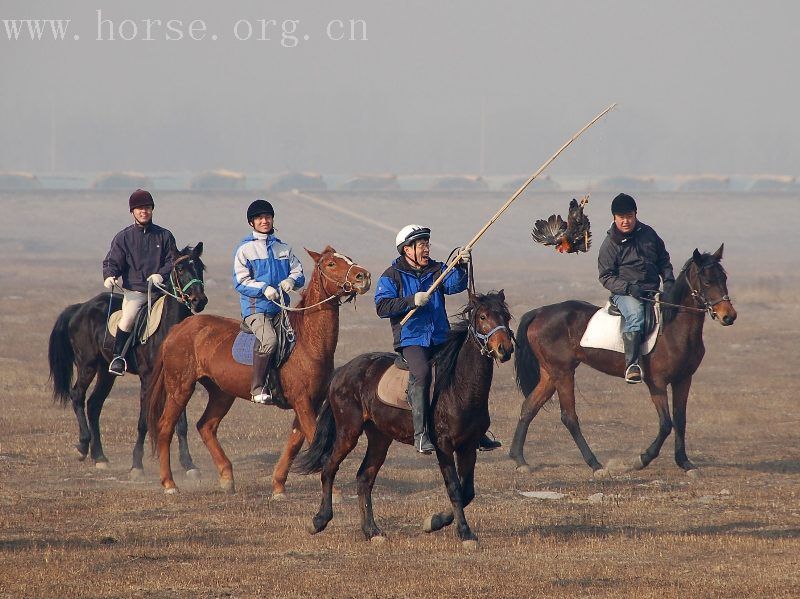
[311,416,362,535]
[85,369,116,467]
[556,375,603,472]
[195,390,237,494]
[70,365,96,461]
[131,380,149,478]
[671,375,697,473]
[425,447,476,533]
[271,416,305,498]
[155,381,196,493]
[435,449,477,545]
[637,381,673,470]
[176,408,200,477]
[356,425,392,541]
[510,372,556,471]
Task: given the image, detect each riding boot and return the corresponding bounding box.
[250,350,273,404]
[622,331,643,384]
[265,366,290,410]
[408,380,435,454]
[478,431,502,452]
[108,329,131,377]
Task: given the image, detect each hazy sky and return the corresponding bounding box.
[2,1,798,176]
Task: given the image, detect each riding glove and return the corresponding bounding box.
[264,286,280,301]
[413,292,430,307]
[103,276,117,290]
[279,278,295,293]
[147,274,163,285]
[457,247,471,265]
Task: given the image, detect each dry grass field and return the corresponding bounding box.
[1,190,798,598]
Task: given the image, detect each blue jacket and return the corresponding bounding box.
[233,231,305,317]
[375,256,468,349]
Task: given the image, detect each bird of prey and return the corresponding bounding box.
[531,195,592,253]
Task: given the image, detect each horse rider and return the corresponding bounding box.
[102,189,177,376]
[233,199,305,404]
[598,193,675,383]
[375,225,502,454]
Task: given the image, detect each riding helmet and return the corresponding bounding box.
[247,199,275,223]
[611,193,637,215]
[129,189,154,212]
[395,224,431,254]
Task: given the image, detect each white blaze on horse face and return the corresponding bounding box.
[333,253,354,265]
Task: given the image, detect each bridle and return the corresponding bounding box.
[467,308,512,357]
[684,260,731,320]
[271,255,365,312]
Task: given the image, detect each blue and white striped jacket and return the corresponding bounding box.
[233,231,305,317]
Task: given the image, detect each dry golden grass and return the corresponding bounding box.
[1,191,798,597]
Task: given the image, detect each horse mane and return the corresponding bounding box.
[432,291,511,400]
[178,245,206,271]
[662,252,724,323]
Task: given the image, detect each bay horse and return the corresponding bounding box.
[48,244,207,476]
[147,246,371,496]
[510,245,737,476]
[294,291,514,547]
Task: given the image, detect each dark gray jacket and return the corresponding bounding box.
[102,223,177,293]
[598,221,674,295]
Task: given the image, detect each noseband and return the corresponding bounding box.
[468,322,510,357]
[153,255,204,312]
[317,259,362,298]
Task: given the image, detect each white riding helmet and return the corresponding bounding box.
[395,224,431,254]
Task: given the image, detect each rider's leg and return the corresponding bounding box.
[109,290,146,376]
[612,294,645,383]
[402,345,435,454]
[245,312,278,404]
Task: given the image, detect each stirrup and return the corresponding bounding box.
[108,356,127,377]
[625,364,643,384]
[250,392,273,405]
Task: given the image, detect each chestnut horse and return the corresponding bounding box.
[147,246,370,496]
[48,244,207,475]
[295,291,514,547]
[510,245,736,476]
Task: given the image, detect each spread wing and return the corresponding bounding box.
[531,214,567,246]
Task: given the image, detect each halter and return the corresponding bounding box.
[151,255,204,313]
[684,260,731,320]
[469,323,510,357]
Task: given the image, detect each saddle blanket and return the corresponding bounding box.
[376,364,412,411]
[232,331,258,366]
[107,296,165,343]
[579,301,660,355]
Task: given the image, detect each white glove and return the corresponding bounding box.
[147,274,163,285]
[414,292,430,307]
[279,278,295,293]
[457,247,471,265]
[264,285,280,301]
[103,276,117,290]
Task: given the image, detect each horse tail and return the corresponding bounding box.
[514,309,542,397]
[146,347,168,454]
[292,399,335,474]
[48,303,80,406]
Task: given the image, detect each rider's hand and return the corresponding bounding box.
[103,276,117,290]
[264,285,280,301]
[414,291,430,307]
[279,278,295,293]
[627,283,643,299]
[147,274,163,286]
[457,247,471,265]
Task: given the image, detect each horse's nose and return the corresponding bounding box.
[722,314,734,326]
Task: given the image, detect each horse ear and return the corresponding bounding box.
[712,243,724,261]
[193,242,204,257]
[498,289,506,302]
[323,245,336,254]
[305,247,321,263]
[692,248,702,263]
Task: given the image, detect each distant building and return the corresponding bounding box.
[749,175,796,192]
[503,175,559,192]
[431,175,488,191]
[677,176,730,192]
[593,176,657,192]
[93,172,154,190]
[190,169,246,190]
[0,172,41,190]
[339,174,399,191]
[269,172,327,192]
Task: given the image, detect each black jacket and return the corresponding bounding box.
[102,223,177,293]
[597,221,674,295]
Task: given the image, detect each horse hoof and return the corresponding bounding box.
[75,447,88,462]
[631,456,646,471]
[462,539,479,552]
[370,535,387,545]
[185,468,202,480]
[515,464,532,474]
[95,461,109,470]
[219,479,235,494]
[271,492,287,502]
[592,468,610,479]
[423,515,435,533]
[332,491,343,505]
[129,468,145,481]
[686,468,701,479]
[164,487,179,495]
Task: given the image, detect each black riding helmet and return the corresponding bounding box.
[611,193,637,215]
[247,199,275,224]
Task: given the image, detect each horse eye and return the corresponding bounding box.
[480,314,486,320]
[327,261,335,267]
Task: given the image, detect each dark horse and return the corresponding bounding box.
[510,245,737,476]
[48,244,207,477]
[147,247,371,496]
[295,291,514,547]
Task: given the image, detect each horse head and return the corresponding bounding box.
[687,244,736,326]
[464,289,514,362]
[306,246,371,301]
[170,243,208,313]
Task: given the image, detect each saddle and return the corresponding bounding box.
[377,355,414,411]
[107,296,166,344]
[231,311,296,369]
[579,298,662,355]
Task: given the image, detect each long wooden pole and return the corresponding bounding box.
[400,102,616,325]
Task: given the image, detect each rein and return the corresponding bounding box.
[642,261,731,319]
[270,259,361,313]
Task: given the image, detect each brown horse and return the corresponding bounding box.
[510,245,736,476]
[147,246,371,495]
[294,291,514,547]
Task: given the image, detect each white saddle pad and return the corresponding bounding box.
[107,296,166,343]
[579,301,660,355]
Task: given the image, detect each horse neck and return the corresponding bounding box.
[160,292,191,325]
[663,273,706,345]
[447,335,494,409]
[289,269,340,360]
